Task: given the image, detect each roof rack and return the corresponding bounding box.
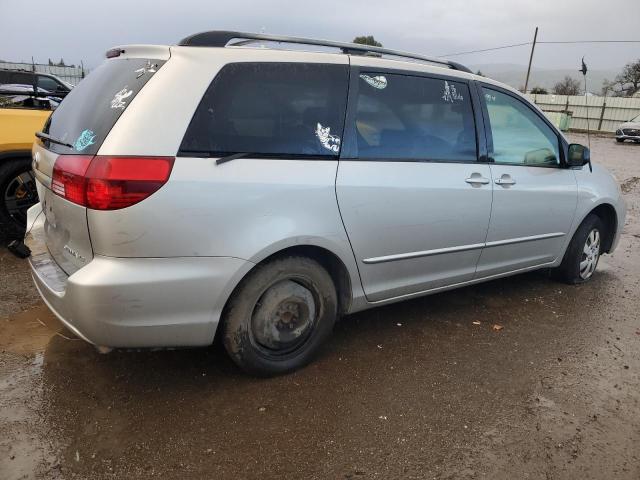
[177,31,473,74]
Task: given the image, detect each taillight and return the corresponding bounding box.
[51,155,93,205]
[51,156,174,210]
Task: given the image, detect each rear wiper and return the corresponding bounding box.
[216,152,252,165]
[35,131,74,149]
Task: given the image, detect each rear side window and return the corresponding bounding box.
[10,72,35,86]
[353,73,476,161]
[180,63,349,158]
[44,58,166,155]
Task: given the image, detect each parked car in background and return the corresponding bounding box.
[25,32,626,376]
[615,113,640,143]
[0,69,72,95]
[0,69,70,240]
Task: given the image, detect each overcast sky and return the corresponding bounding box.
[1,0,638,73]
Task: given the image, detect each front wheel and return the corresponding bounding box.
[222,255,337,376]
[554,214,605,284]
[616,138,624,143]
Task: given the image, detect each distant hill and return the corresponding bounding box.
[470,63,617,94]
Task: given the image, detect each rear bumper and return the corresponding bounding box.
[25,207,253,348]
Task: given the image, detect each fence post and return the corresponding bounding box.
[597,99,607,131]
[564,98,569,114]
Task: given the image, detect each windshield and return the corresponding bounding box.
[43,57,165,155]
[631,113,640,123]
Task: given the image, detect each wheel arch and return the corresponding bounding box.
[570,202,618,254]
[589,203,618,253]
[221,242,357,327]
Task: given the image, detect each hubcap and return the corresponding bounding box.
[579,228,600,280]
[251,280,316,353]
[4,170,38,226]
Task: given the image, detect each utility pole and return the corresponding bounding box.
[523,26,538,94]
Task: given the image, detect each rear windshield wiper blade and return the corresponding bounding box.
[216,152,252,165]
[35,131,74,149]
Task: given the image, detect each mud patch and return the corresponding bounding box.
[621,176,640,194]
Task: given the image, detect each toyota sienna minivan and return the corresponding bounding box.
[25,31,626,375]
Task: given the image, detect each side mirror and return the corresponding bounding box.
[567,144,590,167]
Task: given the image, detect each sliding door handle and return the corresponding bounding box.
[495,174,516,186]
[465,173,490,186]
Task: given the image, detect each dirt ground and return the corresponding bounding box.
[1,133,639,480]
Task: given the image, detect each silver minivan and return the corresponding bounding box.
[25,32,626,375]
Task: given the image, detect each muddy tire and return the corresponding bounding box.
[616,138,624,143]
[554,214,605,284]
[222,255,337,376]
[0,157,38,242]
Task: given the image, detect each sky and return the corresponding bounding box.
[1,0,638,73]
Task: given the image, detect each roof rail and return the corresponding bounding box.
[177,31,473,74]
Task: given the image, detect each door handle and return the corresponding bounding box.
[495,174,516,187]
[465,173,490,186]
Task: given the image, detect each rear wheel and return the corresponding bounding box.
[222,255,337,376]
[0,157,38,241]
[554,214,605,284]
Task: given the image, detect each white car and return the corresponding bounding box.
[616,113,640,143]
[25,31,626,375]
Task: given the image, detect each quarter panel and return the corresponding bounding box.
[87,158,363,299]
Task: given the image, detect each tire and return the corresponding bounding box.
[554,214,605,284]
[616,138,624,143]
[222,255,338,376]
[0,157,38,242]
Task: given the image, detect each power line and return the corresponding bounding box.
[539,40,640,44]
[438,39,640,58]
[437,42,531,58]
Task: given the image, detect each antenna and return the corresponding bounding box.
[580,57,592,172]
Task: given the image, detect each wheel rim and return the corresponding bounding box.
[579,228,601,280]
[4,170,38,226]
[251,279,317,354]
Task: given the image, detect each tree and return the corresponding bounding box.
[352,35,383,47]
[530,87,548,94]
[57,58,66,67]
[475,70,484,77]
[612,59,640,97]
[553,76,581,96]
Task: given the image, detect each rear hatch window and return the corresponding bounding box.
[42,57,166,155]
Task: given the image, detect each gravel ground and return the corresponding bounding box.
[0,133,639,479]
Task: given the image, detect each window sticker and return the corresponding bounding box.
[73,129,96,151]
[484,92,496,102]
[110,87,133,109]
[442,81,464,103]
[360,74,387,90]
[315,123,341,153]
[134,60,158,79]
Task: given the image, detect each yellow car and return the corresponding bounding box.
[0,78,63,240]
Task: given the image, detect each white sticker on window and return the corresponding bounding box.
[485,93,496,102]
[315,123,341,153]
[360,74,387,90]
[110,87,133,109]
[442,81,463,103]
[134,60,158,79]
